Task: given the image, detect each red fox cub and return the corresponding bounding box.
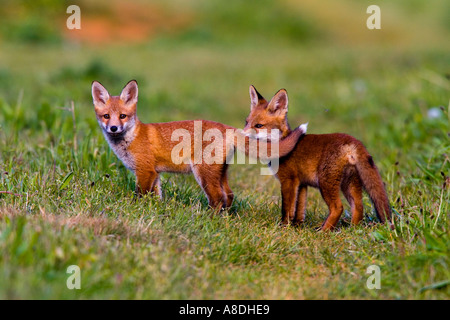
[91,80,305,210]
[243,86,392,230]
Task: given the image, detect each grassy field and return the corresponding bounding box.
[0,0,449,299]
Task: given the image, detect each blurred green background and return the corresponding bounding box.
[0,0,449,299]
[0,0,448,123]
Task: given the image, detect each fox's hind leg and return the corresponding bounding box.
[341,170,364,225]
[191,164,226,210]
[320,182,344,231]
[220,165,234,208]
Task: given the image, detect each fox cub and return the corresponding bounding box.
[243,86,392,230]
[91,80,305,209]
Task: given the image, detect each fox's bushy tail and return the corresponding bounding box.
[355,148,392,225]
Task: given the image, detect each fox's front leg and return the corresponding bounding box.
[280,178,300,226]
[135,169,159,197]
[293,185,307,226]
[150,175,162,198]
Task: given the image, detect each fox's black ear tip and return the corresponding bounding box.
[129,79,138,85]
[250,85,265,99]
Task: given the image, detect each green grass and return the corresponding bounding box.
[0,0,449,299]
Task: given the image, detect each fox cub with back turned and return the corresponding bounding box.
[91,80,305,210]
[242,86,392,230]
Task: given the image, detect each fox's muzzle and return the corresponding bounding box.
[104,124,124,135]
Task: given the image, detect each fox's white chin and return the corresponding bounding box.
[243,123,308,141]
[248,132,279,142]
[242,129,281,142]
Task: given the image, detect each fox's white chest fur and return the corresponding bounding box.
[103,128,137,172]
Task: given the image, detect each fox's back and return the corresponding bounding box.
[139,120,233,151]
[278,133,364,186]
[149,120,233,139]
[128,120,234,173]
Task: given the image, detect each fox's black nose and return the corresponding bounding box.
[110,126,118,132]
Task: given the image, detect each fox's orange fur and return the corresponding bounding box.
[92,80,305,210]
[243,86,392,230]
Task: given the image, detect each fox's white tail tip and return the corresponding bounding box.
[298,122,308,134]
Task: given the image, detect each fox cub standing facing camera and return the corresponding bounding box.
[242,86,392,230]
[91,80,305,210]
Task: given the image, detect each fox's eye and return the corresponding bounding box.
[255,124,264,128]
[120,114,127,119]
[103,114,110,119]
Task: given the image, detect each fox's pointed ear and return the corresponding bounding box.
[120,80,138,106]
[92,81,110,106]
[267,89,288,116]
[249,85,266,110]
